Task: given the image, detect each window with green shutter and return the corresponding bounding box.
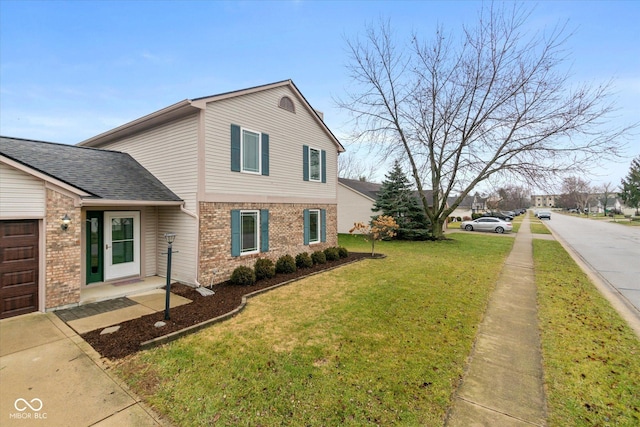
[230,124,269,176]
[303,208,325,245]
[231,209,268,256]
[303,145,326,183]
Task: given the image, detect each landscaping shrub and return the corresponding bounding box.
[311,250,326,265]
[324,247,340,261]
[456,216,462,222]
[230,265,255,286]
[254,258,275,280]
[462,216,472,221]
[295,252,313,269]
[337,246,349,258]
[275,255,297,274]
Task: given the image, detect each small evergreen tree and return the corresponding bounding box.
[619,156,640,216]
[373,160,431,239]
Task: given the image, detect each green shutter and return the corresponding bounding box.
[321,150,327,183]
[303,145,309,181]
[260,209,269,252]
[231,210,240,256]
[321,209,326,242]
[261,134,269,176]
[303,209,310,245]
[231,124,241,172]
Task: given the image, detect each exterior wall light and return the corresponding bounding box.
[61,214,71,231]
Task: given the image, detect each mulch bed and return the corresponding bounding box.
[82,252,372,360]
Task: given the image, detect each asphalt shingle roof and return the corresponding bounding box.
[0,136,182,202]
[338,178,381,200]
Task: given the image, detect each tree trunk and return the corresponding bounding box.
[431,218,446,240]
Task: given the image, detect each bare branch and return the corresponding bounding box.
[338,3,635,238]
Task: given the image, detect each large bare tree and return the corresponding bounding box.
[337,3,630,239]
[338,150,378,182]
[557,176,593,212]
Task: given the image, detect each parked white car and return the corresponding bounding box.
[537,211,551,220]
[461,217,513,234]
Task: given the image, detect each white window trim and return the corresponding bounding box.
[309,209,320,244]
[240,210,260,255]
[308,146,322,182]
[241,127,261,175]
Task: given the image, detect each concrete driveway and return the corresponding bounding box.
[0,313,167,426]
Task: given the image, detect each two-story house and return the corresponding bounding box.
[0,80,344,318]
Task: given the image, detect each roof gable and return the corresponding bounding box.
[0,136,182,202]
[79,80,344,152]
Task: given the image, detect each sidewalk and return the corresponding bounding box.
[445,215,548,426]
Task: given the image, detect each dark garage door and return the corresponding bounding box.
[0,220,39,318]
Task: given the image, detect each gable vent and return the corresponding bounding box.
[278,96,295,113]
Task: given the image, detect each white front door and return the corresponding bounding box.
[104,211,140,281]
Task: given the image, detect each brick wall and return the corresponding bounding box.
[45,189,81,309]
[198,202,337,285]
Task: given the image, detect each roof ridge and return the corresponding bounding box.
[191,79,292,102]
[0,135,126,154]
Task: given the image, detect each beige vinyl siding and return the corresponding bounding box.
[157,206,198,286]
[0,162,45,218]
[337,184,378,233]
[95,114,199,211]
[143,206,158,276]
[204,86,338,201]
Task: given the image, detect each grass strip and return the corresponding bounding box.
[529,221,551,234]
[116,234,513,426]
[533,239,640,426]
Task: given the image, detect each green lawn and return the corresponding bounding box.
[115,234,640,426]
[116,234,514,426]
[529,219,552,234]
[534,240,640,426]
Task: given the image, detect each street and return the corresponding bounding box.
[542,212,640,333]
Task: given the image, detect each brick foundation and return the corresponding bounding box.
[198,202,337,285]
[45,189,81,309]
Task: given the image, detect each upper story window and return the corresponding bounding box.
[242,129,260,174]
[279,96,295,113]
[309,148,321,181]
[303,145,326,183]
[231,124,269,176]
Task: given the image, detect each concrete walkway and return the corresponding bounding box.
[0,312,170,426]
[446,215,548,426]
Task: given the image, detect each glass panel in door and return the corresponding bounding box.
[104,211,140,280]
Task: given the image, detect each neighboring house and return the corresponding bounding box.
[0,80,344,318]
[337,178,381,233]
[532,194,558,208]
[337,178,445,232]
[447,193,488,219]
[593,196,623,214]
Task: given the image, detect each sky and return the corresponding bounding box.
[1,0,638,193]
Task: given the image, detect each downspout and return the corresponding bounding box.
[179,204,205,288]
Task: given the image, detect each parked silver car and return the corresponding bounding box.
[461,217,513,234]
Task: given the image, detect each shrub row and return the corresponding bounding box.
[229,246,349,286]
